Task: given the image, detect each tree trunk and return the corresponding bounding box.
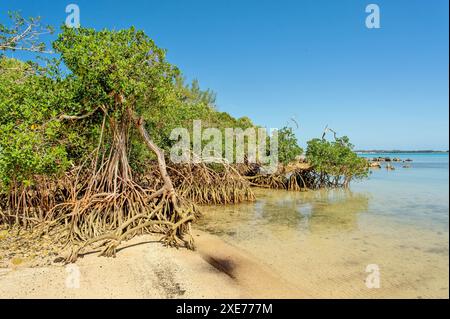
[127,108,175,194]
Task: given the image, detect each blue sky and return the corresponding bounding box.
[1,0,448,150]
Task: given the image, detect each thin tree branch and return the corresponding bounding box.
[59,107,100,121]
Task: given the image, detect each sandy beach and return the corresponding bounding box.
[0,230,301,299]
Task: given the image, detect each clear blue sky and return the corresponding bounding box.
[1,0,448,150]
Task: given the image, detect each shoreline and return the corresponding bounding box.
[1,164,448,299]
[356,151,449,154]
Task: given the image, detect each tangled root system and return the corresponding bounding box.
[0,109,199,263]
[146,161,255,205]
[245,164,311,191]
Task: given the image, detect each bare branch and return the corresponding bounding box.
[0,11,53,53]
[322,125,338,141]
[59,106,100,121]
[58,107,100,121]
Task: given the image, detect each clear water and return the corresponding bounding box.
[197,153,449,298]
[355,153,449,231]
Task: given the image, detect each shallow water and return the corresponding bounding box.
[197,153,449,298]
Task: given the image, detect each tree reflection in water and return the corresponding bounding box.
[197,188,370,239]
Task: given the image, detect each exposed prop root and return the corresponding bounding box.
[145,160,256,205]
[244,161,311,191]
[64,196,196,263]
[1,106,198,263]
[246,167,351,190]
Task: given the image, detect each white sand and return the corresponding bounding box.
[0,231,302,299]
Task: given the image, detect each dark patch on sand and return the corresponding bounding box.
[425,247,449,256]
[204,255,237,279]
[154,266,186,298]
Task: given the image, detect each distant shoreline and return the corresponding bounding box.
[355,150,449,154]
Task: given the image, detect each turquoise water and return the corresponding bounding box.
[198,152,449,298]
[355,153,449,232]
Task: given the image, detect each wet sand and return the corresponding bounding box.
[193,230,303,298]
[197,188,449,299]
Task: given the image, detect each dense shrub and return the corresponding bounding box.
[306,135,369,188]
